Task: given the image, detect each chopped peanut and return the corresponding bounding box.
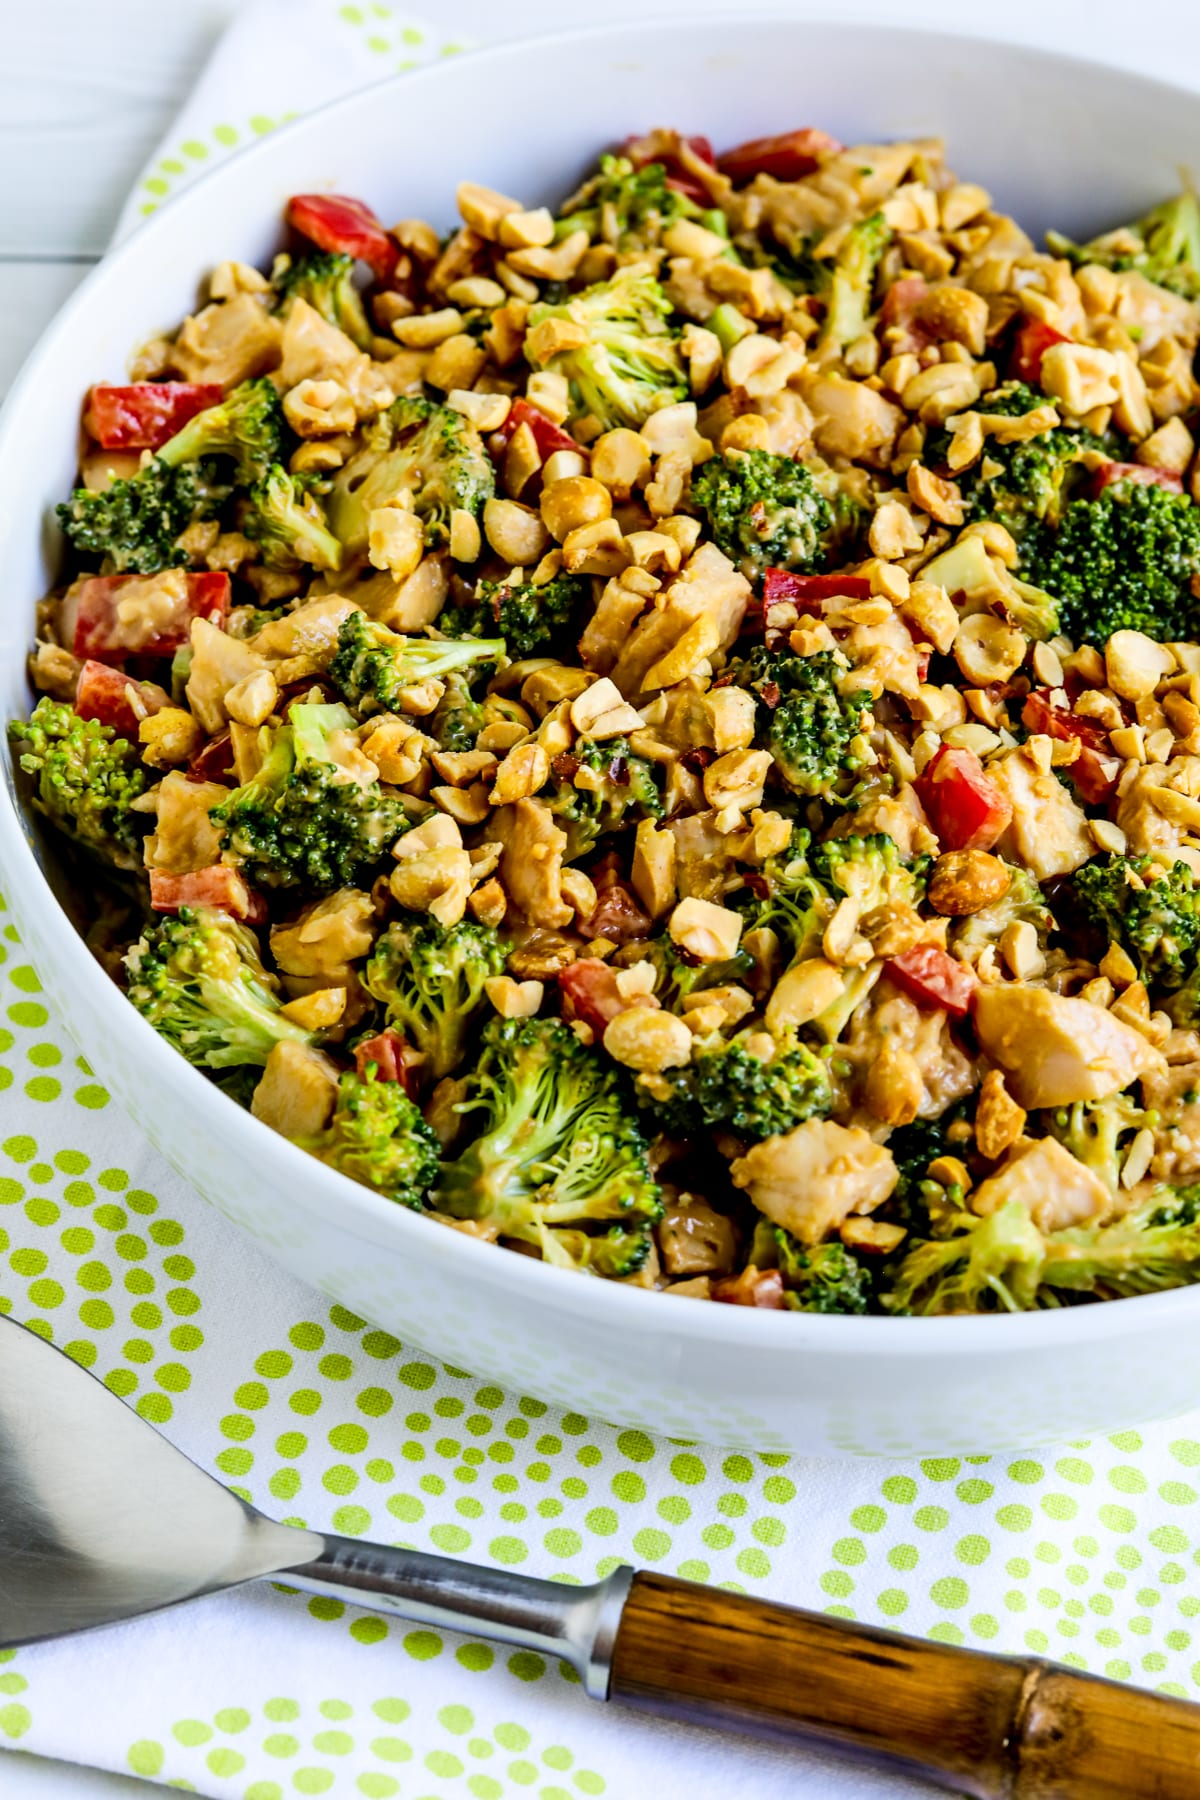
[368,506,424,578]
[484,976,544,1019]
[974,1070,1027,1161]
[603,1007,692,1073]
[668,896,743,962]
[138,707,203,769]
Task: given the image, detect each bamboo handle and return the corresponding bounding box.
[609,1571,1200,1798]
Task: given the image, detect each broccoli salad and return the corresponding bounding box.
[11,128,1200,1316]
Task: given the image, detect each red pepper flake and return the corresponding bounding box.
[680,747,717,773]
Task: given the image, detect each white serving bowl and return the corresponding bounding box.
[5,18,1200,1456]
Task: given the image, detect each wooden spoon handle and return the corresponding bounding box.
[610,1571,1200,1798]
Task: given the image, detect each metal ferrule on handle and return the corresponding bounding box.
[283,1536,634,1698]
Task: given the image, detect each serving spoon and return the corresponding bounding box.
[3,1314,1199,1799]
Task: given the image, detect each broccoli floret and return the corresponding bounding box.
[733,647,872,798]
[1038,1190,1200,1298]
[429,670,487,753]
[434,1016,662,1277]
[882,1200,1047,1314]
[524,262,685,431]
[363,912,506,1082]
[1024,480,1200,645]
[1071,853,1200,991]
[639,1028,833,1141]
[819,212,891,350]
[8,698,150,869]
[885,1182,1200,1313]
[690,449,833,586]
[327,396,494,555]
[244,464,343,571]
[1000,573,1063,642]
[556,154,697,250]
[123,905,313,1070]
[440,572,588,661]
[1166,965,1200,1030]
[952,865,1053,961]
[927,382,1105,548]
[546,736,663,858]
[1047,192,1200,300]
[273,250,373,349]
[632,935,754,1013]
[774,1228,872,1314]
[707,302,755,356]
[211,700,410,890]
[885,1104,972,1229]
[734,825,832,963]
[329,611,503,718]
[810,832,928,916]
[57,457,229,575]
[57,377,284,575]
[156,376,286,488]
[1044,1091,1151,1196]
[295,1068,439,1209]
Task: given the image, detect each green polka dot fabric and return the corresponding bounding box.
[113,0,470,240]
[0,884,944,1800]
[12,7,1198,1796]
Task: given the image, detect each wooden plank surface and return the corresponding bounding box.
[0,2,234,394]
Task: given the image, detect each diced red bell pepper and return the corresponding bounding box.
[712,1267,785,1308]
[493,395,581,463]
[1090,459,1184,497]
[1021,692,1120,804]
[879,276,938,354]
[762,569,873,610]
[717,127,842,184]
[915,745,1013,852]
[74,661,167,737]
[558,958,628,1037]
[286,193,396,282]
[623,131,717,203]
[884,945,978,1018]
[187,729,236,786]
[149,866,267,925]
[1067,746,1122,807]
[68,570,230,664]
[881,275,928,327]
[83,382,223,451]
[1010,319,1071,385]
[355,1029,422,1097]
[1022,689,1110,753]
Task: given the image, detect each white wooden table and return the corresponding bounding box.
[1,2,1197,1795]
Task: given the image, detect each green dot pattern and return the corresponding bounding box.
[20,26,1200,1770]
[126,9,470,223]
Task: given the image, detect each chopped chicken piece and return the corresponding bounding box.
[171,293,282,387]
[971,1136,1111,1234]
[185,618,268,736]
[270,889,378,979]
[486,798,574,928]
[973,985,1164,1109]
[143,771,226,874]
[251,1042,340,1139]
[731,1121,898,1246]
[610,543,750,697]
[989,748,1093,879]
